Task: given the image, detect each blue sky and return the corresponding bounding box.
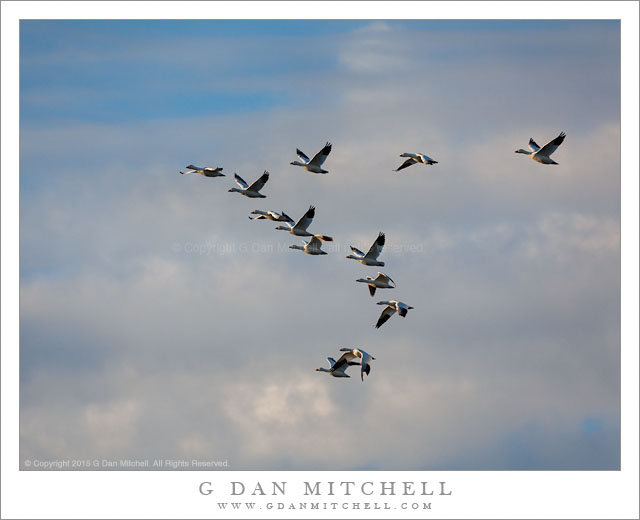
[19,19,621,470]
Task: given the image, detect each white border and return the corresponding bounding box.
[2,2,638,519]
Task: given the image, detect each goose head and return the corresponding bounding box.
[515,149,531,155]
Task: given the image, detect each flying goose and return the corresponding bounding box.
[346,232,385,266]
[248,210,294,223]
[393,153,438,172]
[290,142,332,174]
[515,132,566,164]
[316,353,361,378]
[275,205,333,241]
[356,272,396,297]
[338,348,376,382]
[289,236,329,255]
[375,300,414,329]
[228,171,269,198]
[180,164,225,177]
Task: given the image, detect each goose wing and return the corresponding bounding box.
[394,157,418,172]
[332,352,357,372]
[361,362,371,381]
[358,352,373,381]
[280,211,294,223]
[309,142,332,167]
[350,246,365,258]
[337,350,358,363]
[528,138,540,152]
[292,205,315,232]
[365,232,385,260]
[418,154,436,164]
[375,305,396,329]
[537,132,566,157]
[247,170,269,192]
[327,356,337,368]
[306,235,324,252]
[375,272,395,285]
[368,285,376,297]
[234,173,249,189]
[296,149,310,164]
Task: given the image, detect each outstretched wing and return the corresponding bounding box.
[336,351,357,364]
[280,211,294,223]
[361,362,371,381]
[306,235,324,252]
[365,232,385,260]
[375,305,396,329]
[327,357,337,368]
[309,142,332,167]
[394,158,417,172]
[333,353,360,375]
[293,205,315,232]
[538,132,566,157]
[331,353,351,372]
[296,149,310,164]
[528,138,540,152]
[247,170,269,192]
[350,246,365,258]
[375,272,395,285]
[234,173,249,189]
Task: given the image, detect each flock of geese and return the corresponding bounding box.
[180,132,566,381]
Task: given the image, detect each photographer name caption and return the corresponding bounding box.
[198,480,452,511]
[23,458,229,469]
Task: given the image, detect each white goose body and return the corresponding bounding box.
[394,152,438,172]
[356,272,396,297]
[375,300,414,329]
[275,205,333,241]
[290,142,332,174]
[316,353,361,378]
[290,236,329,255]
[338,348,376,381]
[347,232,385,266]
[249,210,294,223]
[228,171,269,198]
[180,164,225,177]
[515,132,566,164]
